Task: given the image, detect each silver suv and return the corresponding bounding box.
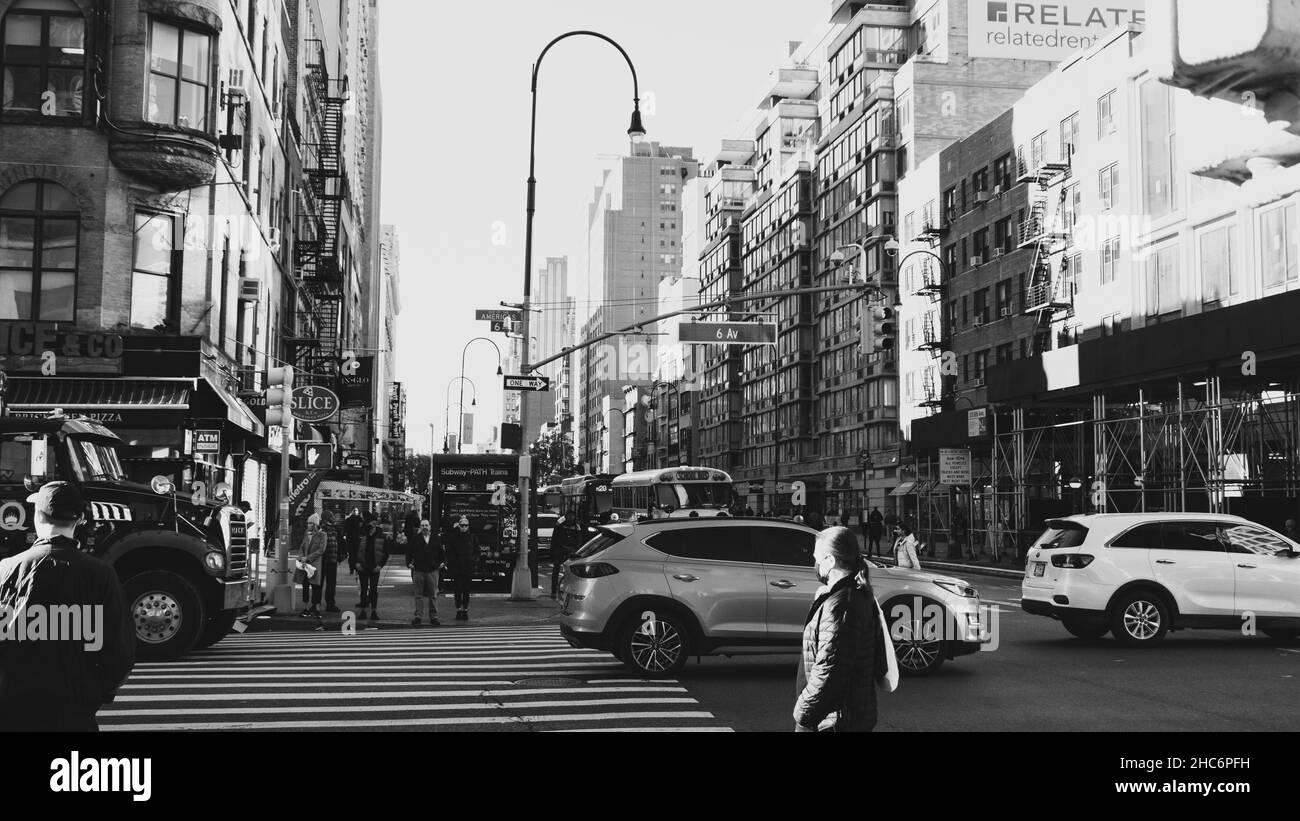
[558,518,989,677]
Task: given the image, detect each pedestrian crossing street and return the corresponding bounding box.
[100,624,734,732]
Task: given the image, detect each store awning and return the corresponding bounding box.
[889,481,917,496]
[6,377,193,425]
[195,378,264,437]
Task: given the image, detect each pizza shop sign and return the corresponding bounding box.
[0,323,124,374]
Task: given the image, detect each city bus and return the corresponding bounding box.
[558,474,617,531]
[537,483,563,514]
[609,467,736,521]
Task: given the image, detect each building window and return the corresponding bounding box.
[1199,223,1235,304]
[1100,236,1120,284]
[973,228,989,262]
[973,288,988,323]
[993,153,1013,190]
[1,0,86,117]
[1260,203,1298,289]
[1098,89,1117,138]
[1059,112,1079,160]
[0,180,77,320]
[996,342,1013,364]
[1099,163,1119,211]
[131,212,179,329]
[1063,184,1080,231]
[1031,131,1046,168]
[1140,77,1178,219]
[995,280,1011,315]
[1145,243,1181,319]
[1102,313,1119,336]
[994,216,1013,253]
[146,18,212,131]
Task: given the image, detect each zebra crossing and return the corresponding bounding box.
[100,624,733,732]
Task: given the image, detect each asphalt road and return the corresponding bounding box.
[104,570,1298,732]
[675,577,1300,732]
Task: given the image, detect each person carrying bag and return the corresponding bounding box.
[296,513,327,619]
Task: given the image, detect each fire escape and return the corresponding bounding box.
[289,41,349,389]
[1016,145,1073,350]
[913,250,946,410]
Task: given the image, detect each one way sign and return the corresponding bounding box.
[301,443,333,471]
[504,374,550,392]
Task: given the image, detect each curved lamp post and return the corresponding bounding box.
[513,31,644,601]
[445,377,476,453]
[458,338,501,454]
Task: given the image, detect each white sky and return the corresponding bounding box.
[380,0,829,453]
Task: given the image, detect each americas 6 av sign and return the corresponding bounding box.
[970,0,1145,60]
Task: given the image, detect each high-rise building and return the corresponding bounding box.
[376,226,401,485]
[0,0,381,522]
[534,256,572,438]
[577,142,698,470]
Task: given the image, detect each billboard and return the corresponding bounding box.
[968,1,1145,61]
[338,355,374,409]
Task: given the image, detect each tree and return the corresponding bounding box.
[529,429,575,483]
[405,453,432,513]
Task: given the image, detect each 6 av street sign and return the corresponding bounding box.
[679,321,777,345]
[504,374,550,392]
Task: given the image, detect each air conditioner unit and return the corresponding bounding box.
[267,227,281,253]
[238,277,261,303]
[226,69,247,100]
[1000,307,1013,318]
[975,190,992,204]
[971,377,986,387]
[970,255,984,267]
[992,185,1004,196]
[992,248,1006,259]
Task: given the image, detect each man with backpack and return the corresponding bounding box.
[0,481,135,731]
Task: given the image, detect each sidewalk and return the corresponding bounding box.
[243,558,563,633]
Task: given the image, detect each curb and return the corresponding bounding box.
[876,556,1026,581]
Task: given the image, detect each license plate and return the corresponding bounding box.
[1032,562,1046,577]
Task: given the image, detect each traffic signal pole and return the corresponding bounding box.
[266,367,295,614]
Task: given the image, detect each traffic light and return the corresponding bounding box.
[874,306,896,352]
[859,305,896,354]
[265,365,294,428]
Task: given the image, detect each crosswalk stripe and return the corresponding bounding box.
[102,712,718,731]
[103,624,729,732]
[103,698,701,717]
[547,727,735,733]
[114,686,689,702]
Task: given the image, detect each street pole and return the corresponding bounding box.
[428,422,435,519]
[269,369,295,614]
[457,339,499,454]
[513,30,644,602]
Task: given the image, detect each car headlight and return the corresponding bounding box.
[934,580,978,598]
[204,551,226,572]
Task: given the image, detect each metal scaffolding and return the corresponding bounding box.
[981,374,1300,559]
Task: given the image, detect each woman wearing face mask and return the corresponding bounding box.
[893,524,921,570]
[794,526,883,732]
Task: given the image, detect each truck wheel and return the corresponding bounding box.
[194,611,238,650]
[124,570,207,659]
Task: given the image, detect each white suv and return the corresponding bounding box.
[559,518,989,676]
[1021,513,1300,645]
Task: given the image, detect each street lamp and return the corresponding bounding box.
[458,338,501,454]
[444,401,470,453]
[445,377,476,453]
[515,30,643,601]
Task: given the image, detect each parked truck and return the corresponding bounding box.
[0,415,249,659]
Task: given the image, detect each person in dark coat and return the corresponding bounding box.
[406,518,444,626]
[549,515,569,599]
[445,516,478,621]
[794,526,881,733]
[0,482,135,731]
[865,507,885,557]
[320,511,342,612]
[342,508,363,572]
[356,512,388,620]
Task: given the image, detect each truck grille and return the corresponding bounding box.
[221,509,249,578]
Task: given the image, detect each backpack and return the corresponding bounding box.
[0,552,70,629]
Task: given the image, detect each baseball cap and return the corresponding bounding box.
[27,481,85,521]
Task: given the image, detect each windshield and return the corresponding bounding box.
[1032,520,1089,550]
[68,439,127,482]
[657,482,732,509]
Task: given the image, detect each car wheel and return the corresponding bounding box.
[618,608,690,678]
[1263,629,1300,644]
[884,597,945,676]
[1062,618,1109,640]
[1110,590,1170,646]
[123,570,207,660]
[193,611,238,650]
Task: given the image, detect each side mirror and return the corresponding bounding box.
[23,475,41,493]
[150,475,175,495]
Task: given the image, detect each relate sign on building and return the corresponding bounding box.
[968,0,1145,61]
[940,448,973,486]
